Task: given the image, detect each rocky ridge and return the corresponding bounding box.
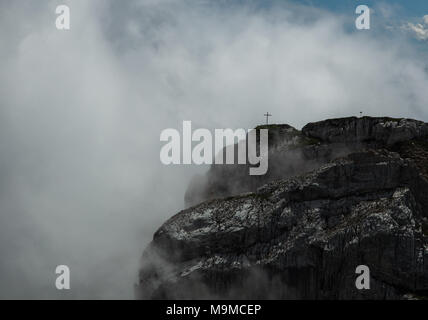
[137,117,428,299]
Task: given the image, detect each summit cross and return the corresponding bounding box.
[264,112,272,125]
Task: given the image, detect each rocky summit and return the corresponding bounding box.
[137,116,428,299]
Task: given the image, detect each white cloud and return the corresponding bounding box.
[403,15,428,41]
[405,23,428,40]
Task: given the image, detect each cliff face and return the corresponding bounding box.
[185,117,428,207]
[137,117,428,300]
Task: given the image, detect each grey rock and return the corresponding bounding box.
[137,117,428,300]
[302,116,428,146]
[185,117,428,207]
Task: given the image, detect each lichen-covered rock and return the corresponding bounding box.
[302,117,428,146]
[137,146,428,299]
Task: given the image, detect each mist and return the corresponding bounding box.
[0,0,428,298]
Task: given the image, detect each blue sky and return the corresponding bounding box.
[251,0,428,47]
[242,0,427,16]
[299,0,426,16]
[224,0,428,41]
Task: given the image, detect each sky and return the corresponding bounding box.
[0,0,428,299]
[302,0,425,14]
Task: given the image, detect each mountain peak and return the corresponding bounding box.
[137,116,428,300]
